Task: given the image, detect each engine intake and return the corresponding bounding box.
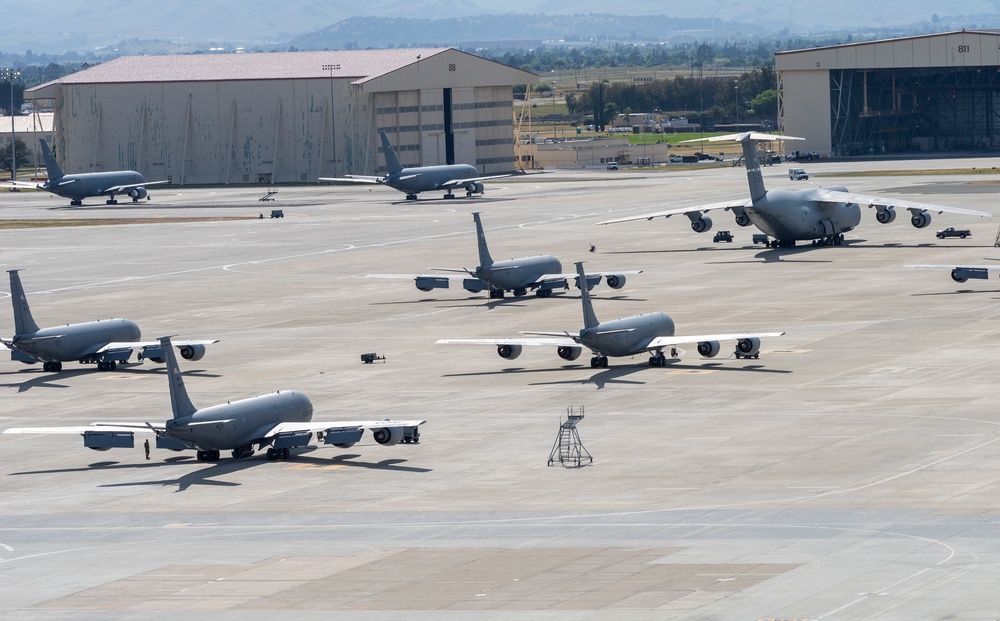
[605,274,626,289]
[875,206,896,224]
[179,344,206,361]
[465,181,485,195]
[697,340,721,357]
[497,344,522,360]
[736,337,761,358]
[557,346,582,361]
[129,187,148,200]
[371,426,403,446]
[910,210,931,229]
[691,215,713,234]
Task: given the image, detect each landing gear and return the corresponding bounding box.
[405,193,418,201]
[70,199,82,206]
[770,239,796,248]
[488,288,505,299]
[105,197,119,205]
[811,234,844,246]
[513,288,527,297]
[196,449,220,462]
[590,355,609,368]
[535,288,553,298]
[231,446,254,460]
[266,447,291,460]
[132,196,140,203]
[96,360,117,371]
[42,361,63,372]
[443,192,455,199]
[648,352,668,367]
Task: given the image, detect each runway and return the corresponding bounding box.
[3,159,1000,619]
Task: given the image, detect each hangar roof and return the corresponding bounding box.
[776,30,1000,71]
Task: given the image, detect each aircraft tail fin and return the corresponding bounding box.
[472,212,494,267]
[575,262,600,329]
[159,336,198,419]
[378,130,404,174]
[737,133,767,203]
[7,270,40,335]
[38,139,64,181]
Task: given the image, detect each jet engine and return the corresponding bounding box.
[605,274,627,289]
[736,337,761,357]
[875,206,896,224]
[951,269,968,283]
[697,340,721,357]
[497,344,523,360]
[371,426,404,446]
[465,181,485,195]
[179,344,206,361]
[691,215,713,233]
[129,187,148,200]
[734,211,752,227]
[910,210,932,229]
[557,346,582,361]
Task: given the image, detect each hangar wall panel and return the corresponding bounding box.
[778,70,832,154]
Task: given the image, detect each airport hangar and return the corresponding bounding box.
[25,48,537,185]
[777,29,1000,157]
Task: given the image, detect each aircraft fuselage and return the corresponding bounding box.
[477,255,563,291]
[388,164,480,195]
[44,171,147,201]
[580,312,676,357]
[166,390,314,451]
[13,319,141,363]
[748,187,861,242]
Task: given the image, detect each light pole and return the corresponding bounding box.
[1,68,20,182]
[734,80,740,133]
[322,63,339,177]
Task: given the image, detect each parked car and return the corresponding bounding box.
[606,162,619,170]
[936,227,970,239]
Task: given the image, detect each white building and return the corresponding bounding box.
[27,48,536,184]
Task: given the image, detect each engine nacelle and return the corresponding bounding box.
[497,344,522,360]
[465,181,485,195]
[371,426,403,446]
[557,346,582,361]
[691,215,713,234]
[128,187,148,200]
[179,344,206,361]
[147,357,165,364]
[736,337,761,357]
[952,269,968,283]
[697,340,721,357]
[910,210,932,229]
[734,211,752,227]
[605,274,627,289]
[875,206,896,224]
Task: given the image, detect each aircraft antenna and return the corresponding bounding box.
[548,405,592,468]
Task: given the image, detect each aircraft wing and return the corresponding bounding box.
[96,338,219,354]
[103,180,170,193]
[541,269,643,283]
[595,198,753,225]
[5,422,162,435]
[439,174,511,190]
[812,189,993,218]
[680,132,806,144]
[266,419,427,438]
[907,264,1000,270]
[645,331,785,351]
[319,175,384,184]
[0,180,43,190]
[437,336,578,347]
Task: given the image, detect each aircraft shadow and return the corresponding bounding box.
[386,197,516,206]
[0,366,219,393]
[912,289,1000,297]
[604,246,833,263]
[373,294,649,309]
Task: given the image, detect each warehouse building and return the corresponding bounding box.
[777,30,1000,157]
[26,48,536,184]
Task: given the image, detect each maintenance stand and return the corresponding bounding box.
[547,405,593,468]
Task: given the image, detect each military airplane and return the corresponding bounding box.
[368,212,641,298]
[597,132,992,247]
[4,336,425,462]
[320,130,508,200]
[1,138,168,206]
[1,269,217,372]
[437,262,783,368]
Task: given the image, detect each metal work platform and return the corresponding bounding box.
[548,405,592,468]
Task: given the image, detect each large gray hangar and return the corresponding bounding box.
[777,30,1000,157]
[27,48,536,185]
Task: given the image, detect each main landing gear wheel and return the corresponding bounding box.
[535,289,552,298]
[106,198,118,205]
[42,361,63,372]
[489,288,505,299]
[590,355,609,368]
[405,194,417,201]
[97,361,117,371]
[266,447,292,460]
[70,199,82,206]
[513,288,527,297]
[443,192,455,199]
[648,353,668,367]
[196,449,221,462]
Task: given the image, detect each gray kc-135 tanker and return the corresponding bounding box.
[2,139,168,206]
[1,270,217,372]
[368,212,641,298]
[598,132,991,247]
[4,336,425,462]
[438,262,783,368]
[321,131,508,200]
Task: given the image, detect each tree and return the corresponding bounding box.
[750,89,778,117]
[0,138,30,177]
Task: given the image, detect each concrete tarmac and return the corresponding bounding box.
[3,159,1000,619]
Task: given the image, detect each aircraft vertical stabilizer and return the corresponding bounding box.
[7,270,40,335]
[160,336,198,419]
[378,131,404,174]
[472,212,494,267]
[737,133,767,203]
[574,262,600,329]
[38,139,65,181]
